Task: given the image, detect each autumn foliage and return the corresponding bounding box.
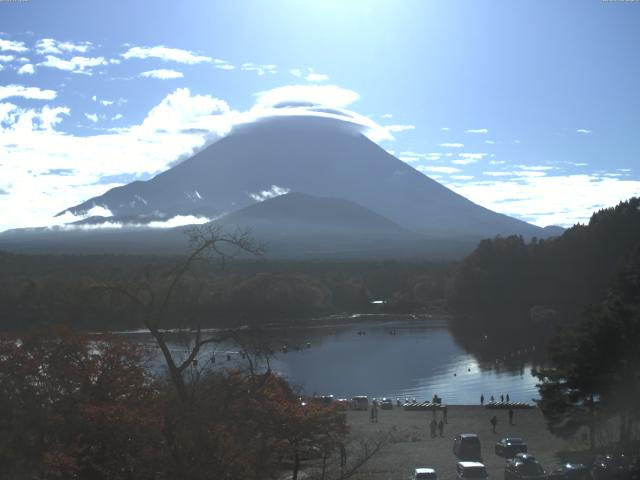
[0,328,347,480]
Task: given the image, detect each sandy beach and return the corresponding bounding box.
[345,406,584,480]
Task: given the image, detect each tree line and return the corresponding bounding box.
[0,250,453,333]
[449,197,640,331]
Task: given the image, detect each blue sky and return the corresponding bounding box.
[0,0,639,231]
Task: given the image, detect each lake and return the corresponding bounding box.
[126,316,542,405]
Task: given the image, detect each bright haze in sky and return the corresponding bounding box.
[0,0,638,232]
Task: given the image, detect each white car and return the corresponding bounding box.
[412,468,437,480]
[457,461,489,480]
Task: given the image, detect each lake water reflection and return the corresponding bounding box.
[127,317,541,405]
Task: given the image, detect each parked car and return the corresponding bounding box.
[457,461,489,480]
[411,467,437,480]
[351,396,369,411]
[454,434,482,461]
[380,398,394,410]
[495,437,528,458]
[591,454,630,480]
[549,464,590,480]
[505,453,547,480]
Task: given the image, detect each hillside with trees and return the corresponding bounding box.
[449,197,640,334]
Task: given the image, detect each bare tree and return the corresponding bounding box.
[101,224,263,402]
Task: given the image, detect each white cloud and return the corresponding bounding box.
[0,85,56,101]
[122,45,211,64]
[381,113,393,119]
[451,175,474,180]
[140,68,184,80]
[56,214,212,230]
[0,54,14,62]
[444,174,640,227]
[452,152,488,165]
[305,72,328,82]
[112,114,123,120]
[441,127,450,131]
[289,68,302,78]
[385,124,415,133]
[139,87,232,134]
[39,55,108,74]
[483,170,547,178]
[465,128,488,134]
[251,84,394,142]
[248,185,290,202]
[0,89,239,231]
[439,142,464,148]
[399,151,442,163]
[485,140,496,144]
[254,84,360,109]
[35,38,93,55]
[0,39,28,53]
[17,63,34,75]
[241,63,277,75]
[417,165,461,175]
[84,113,99,123]
[213,59,235,70]
[576,129,592,134]
[91,96,115,106]
[0,102,69,132]
[517,165,554,171]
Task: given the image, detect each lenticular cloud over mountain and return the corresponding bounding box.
[55,102,548,242]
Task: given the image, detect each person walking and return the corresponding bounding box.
[438,420,444,437]
[480,394,484,405]
[490,415,498,433]
[509,408,514,425]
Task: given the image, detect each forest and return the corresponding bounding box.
[449,197,640,334]
[0,247,453,332]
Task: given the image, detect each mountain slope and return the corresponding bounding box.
[217,191,407,235]
[59,115,548,239]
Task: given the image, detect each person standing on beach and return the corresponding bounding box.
[506,393,510,403]
[490,415,498,433]
[500,394,504,403]
[480,394,484,405]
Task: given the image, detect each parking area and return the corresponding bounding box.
[345,406,580,480]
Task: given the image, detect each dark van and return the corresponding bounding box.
[453,433,482,461]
